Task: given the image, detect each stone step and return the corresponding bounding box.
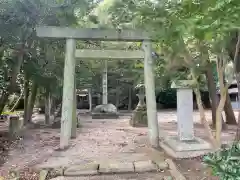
[50,173,174,180]
[41,159,188,180]
[39,160,169,178]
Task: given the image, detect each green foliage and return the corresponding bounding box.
[2,111,16,115]
[0,0,101,114]
[157,89,177,108]
[203,143,240,179]
[0,0,240,113]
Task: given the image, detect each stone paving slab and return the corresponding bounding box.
[38,160,169,177]
[50,173,173,180]
[39,159,177,179]
[134,160,157,172]
[99,162,134,173]
[64,164,99,176]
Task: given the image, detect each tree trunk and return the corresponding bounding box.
[45,87,51,125]
[194,88,218,148]
[235,73,240,141]
[235,115,240,141]
[224,94,237,124]
[25,80,38,123]
[128,85,132,111]
[115,86,120,110]
[231,31,240,140]
[205,65,217,126]
[215,92,225,146]
[0,52,24,114]
[51,98,56,114]
[0,94,9,113]
[24,75,29,124]
[97,94,101,105]
[191,66,217,148]
[215,95,228,130]
[88,88,92,112]
[205,64,227,129]
[10,91,24,112]
[215,70,228,145]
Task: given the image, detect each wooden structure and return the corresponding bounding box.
[36,26,159,149]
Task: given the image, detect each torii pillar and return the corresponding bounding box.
[60,38,76,148]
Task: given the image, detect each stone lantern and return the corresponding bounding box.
[130,84,148,127]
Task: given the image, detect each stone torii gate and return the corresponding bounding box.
[36,26,159,149]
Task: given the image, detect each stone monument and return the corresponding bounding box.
[160,80,212,158]
[130,84,147,127]
[92,103,119,119]
[91,60,119,119]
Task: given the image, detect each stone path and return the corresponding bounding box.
[35,110,236,169]
[31,110,236,176]
[35,114,158,169]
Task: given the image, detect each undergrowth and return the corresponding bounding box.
[203,142,240,180]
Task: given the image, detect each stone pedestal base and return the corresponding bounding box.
[130,105,147,127]
[160,136,212,158]
[91,113,119,119]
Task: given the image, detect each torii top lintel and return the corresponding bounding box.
[36,26,150,42]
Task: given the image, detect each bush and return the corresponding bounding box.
[157,89,177,108]
[203,143,240,180]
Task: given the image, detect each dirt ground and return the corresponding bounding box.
[174,158,219,180]
[0,110,236,179]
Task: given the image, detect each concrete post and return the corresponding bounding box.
[71,78,77,139]
[9,115,21,140]
[177,88,194,141]
[60,38,76,149]
[45,90,51,124]
[102,60,108,105]
[142,40,159,148]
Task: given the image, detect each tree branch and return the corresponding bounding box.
[234,31,240,72]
